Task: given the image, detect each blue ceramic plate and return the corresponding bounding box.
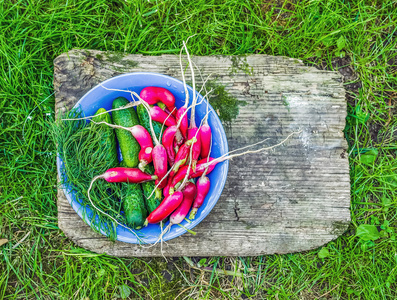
[57,72,229,244]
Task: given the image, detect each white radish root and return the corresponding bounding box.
[202,130,302,169]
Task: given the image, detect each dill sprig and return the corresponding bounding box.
[53,109,127,241]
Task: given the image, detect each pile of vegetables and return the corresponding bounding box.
[85,85,217,232]
[56,43,300,242]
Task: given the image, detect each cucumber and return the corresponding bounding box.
[112,97,140,167]
[137,104,164,142]
[141,164,163,213]
[120,183,147,229]
[92,108,118,167]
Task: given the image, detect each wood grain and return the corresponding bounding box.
[54,49,350,257]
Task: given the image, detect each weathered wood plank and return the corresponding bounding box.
[54,49,350,257]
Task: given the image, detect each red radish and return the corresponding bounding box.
[169,138,196,178]
[145,191,184,224]
[140,87,177,116]
[138,146,153,170]
[102,167,156,183]
[174,87,211,145]
[129,125,154,170]
[134,100,170,190]
[187,127,201,170]
[171,182,197,224]
[162,125,178,166]
[150,183,196,244]
[87,168,156,189]
[200,123,212,158]
[164,107,177,117]
[150,106,176,127]
[176,106,188,140]
[189,176,210,219]
[152,144,168,189]
[170,158,216,193]
[191,90,211,219]
[163,178,172,198]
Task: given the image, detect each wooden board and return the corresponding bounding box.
[54,49,350,257]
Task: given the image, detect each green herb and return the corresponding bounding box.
[53,109,127,240]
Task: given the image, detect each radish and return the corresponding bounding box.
[90,97,171,194]
[145,191,184,224]
[200,93,212,158]
[162,125,178,166]
[187,127,201,170]
[136,101,170,190]
[150,105,177,127]
[152,144,168,189]
[170,158,216,193]
[98,167,156,183]
[163,178,172,198]
[191,94,212,218]
[158,182,196,235]
[176,107,188,140]
[189,175,210,219]
[199,124,212,158]
[113,94,174,193]
[171,182,197,224]
[140,87,177,117]
[170,138,196,177]
[86,167,156,218]
[130,125,154,170]
[174,90,210,150]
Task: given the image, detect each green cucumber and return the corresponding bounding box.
[137,104,164,142]
[92,108,118,167]
[120,183,147,229]
[112,97,140,167]
[141,164,163,213]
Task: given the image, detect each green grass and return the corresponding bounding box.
[0,0,396,298]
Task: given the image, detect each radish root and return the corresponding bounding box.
[183,41,197,129]
[179,46,189,108]
[61,100,141,121]
[203,130,302,169]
